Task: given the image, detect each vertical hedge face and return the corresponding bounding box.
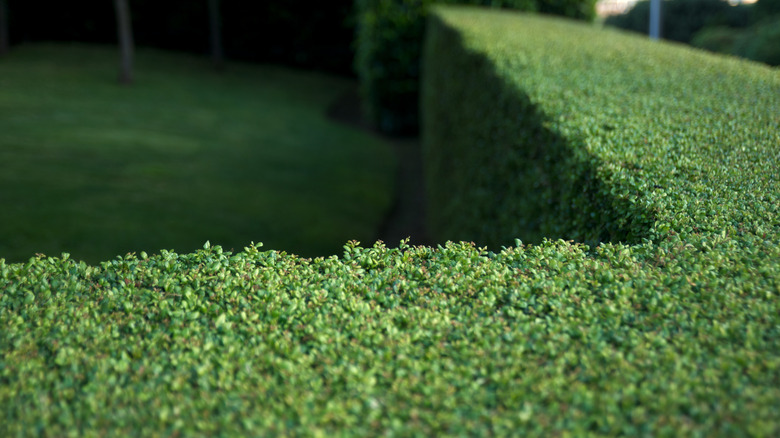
[421,7,780,251]
[420,11,658,249]
[353,0,596,135]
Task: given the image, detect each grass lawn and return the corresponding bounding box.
[0,44,395,264]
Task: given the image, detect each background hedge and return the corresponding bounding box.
[606,0,780,67]
[604,0,753,44]
[5,0,356,74]
[691,15,780,67]
[353,0,597,135]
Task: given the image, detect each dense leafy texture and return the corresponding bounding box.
[423,7,779,250]
[1,8,779,436]
[354,0,596,135]
[691,16,780,67]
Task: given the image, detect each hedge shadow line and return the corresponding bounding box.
[422,16,657,250]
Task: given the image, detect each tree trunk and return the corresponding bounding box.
[114,0,134,84]
[208,0,224,70]
[0,0,9,56]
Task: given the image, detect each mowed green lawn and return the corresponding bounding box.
[0,44,395,263]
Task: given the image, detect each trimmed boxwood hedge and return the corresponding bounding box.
[423,6,779,251]
[1,7,779,437]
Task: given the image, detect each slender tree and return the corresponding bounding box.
[208,0,225,70]
[114,0,134,84]
[0,0,9,56]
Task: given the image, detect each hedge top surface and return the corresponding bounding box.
[2,238,779,435]
[432,7,779,248]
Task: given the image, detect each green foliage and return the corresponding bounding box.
[0,44,395,263]
[692,16,780,66]
[353,0,596,135]
[1,9,779,436]
[422,6,779,250]
[2,236,779,435]
[754,0,780,16]
[418,14,779,435]
[731,15,780,66]
[6,0,357,74]
[605,0,754,43]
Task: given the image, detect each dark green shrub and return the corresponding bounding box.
[605,0,753,43]
[422,5,779,252]
[732,15,780,66]
[354,0,596,135]
[692,15,780,66]
[690,25,741,53]
[753,0,780,16]
[2,218,779,435]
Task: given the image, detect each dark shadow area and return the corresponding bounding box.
[326,86,431,247]
[422,20,658,251]
[5,0,357,76]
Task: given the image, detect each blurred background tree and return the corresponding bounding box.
[354,0,598,136]
[754,0,780,14]
[0,0,398,262]
[605,0,780,66]
[2,0,774,125]
[3,0,356,75]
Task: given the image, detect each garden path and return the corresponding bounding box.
[326,86,431,248]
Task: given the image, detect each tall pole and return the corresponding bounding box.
[208,0,224,70]
[649,0,662,40]
[114,0,134,84]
